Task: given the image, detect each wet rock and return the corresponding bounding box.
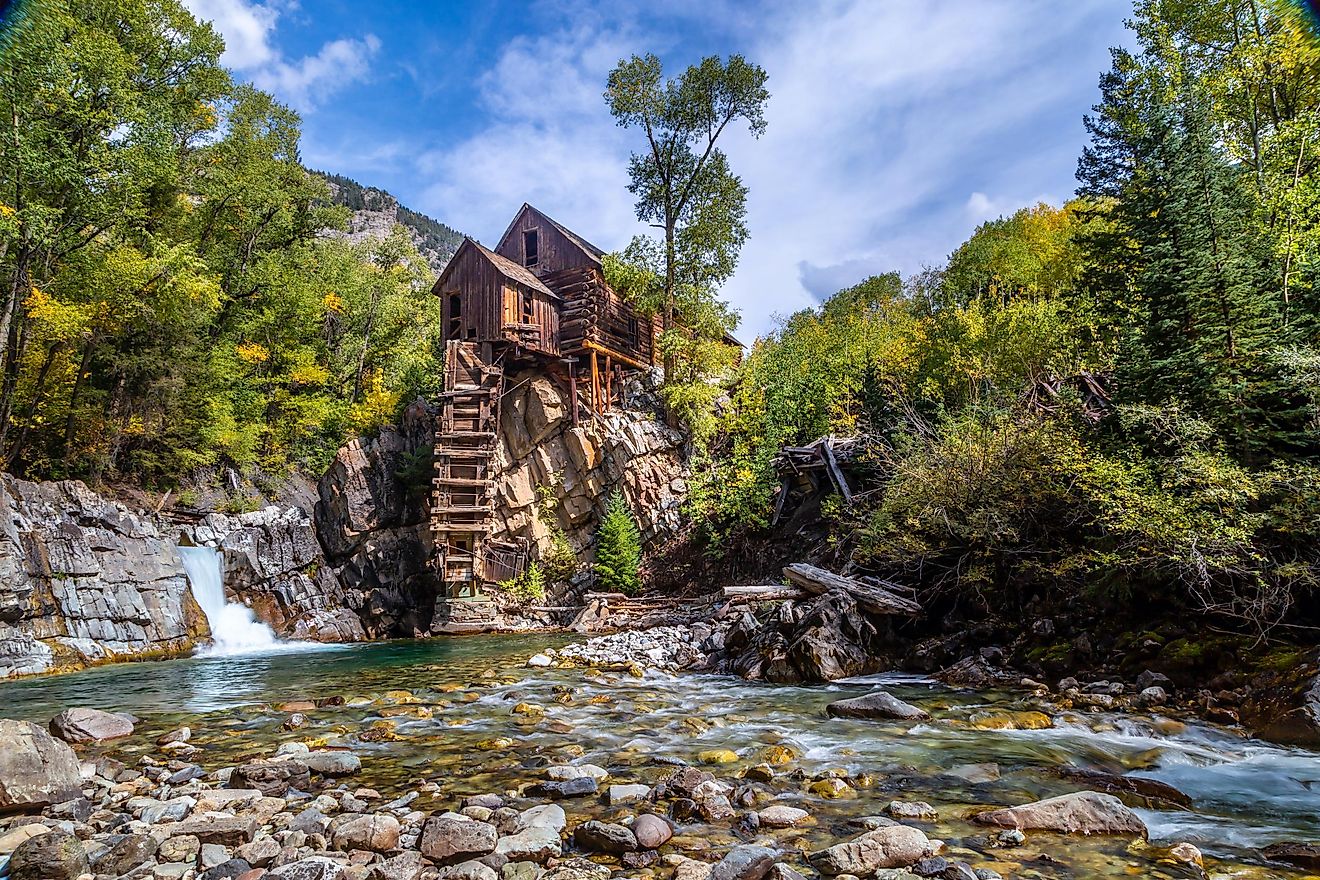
[757,806,810,828]
[945,763,999,784]
[1263,842,1320,869]
[973,791,1146,836]
[808,825,930,876]
[232,760,310,797]
[169,815,261,846]
[573,820,638,854]
[605,783,650,805]
[158,726,191,745]
[631,814,673,849]
[8,829,89,880]
[268,857,346,880]
[544,764,606,783]
[525,777,597,799]
[910,858,949,877]
[302,752,362,777]
[698,750,739,765]
[887,801,938,820]
[807,778,853,799]
[331,814,400,852]
[526,654,553,668]
[709,846,777,880]
[495,825,561,864]
[93,833,159,876]
[419,818,497,865]
[0,720,82,810]
[966,711,1051,731]
[826,691,929,722]
[1056,767,1192,808]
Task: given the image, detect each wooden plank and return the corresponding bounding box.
[581,339,650,371]
[782,563,921,616]
[820,438,853,504]
[723,584,809,602]
[590,349,600,411]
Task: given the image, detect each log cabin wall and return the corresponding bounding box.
[544,267,657,368]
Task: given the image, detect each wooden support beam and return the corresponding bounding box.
[590,349,600,411]
[581,339,650,371]
[604,355,612,410]
[821,438,853,504]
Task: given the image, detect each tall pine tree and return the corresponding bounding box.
[593,492,641,595]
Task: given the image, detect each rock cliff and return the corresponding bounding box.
[0,475,209,678]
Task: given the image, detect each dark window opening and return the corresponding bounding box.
[447,293,462,340]
[523,229,539,267]
[628,316,640,348]
[521,291,535,324]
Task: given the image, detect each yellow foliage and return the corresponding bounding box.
[347,369,400,434]
[288,362,330,386]
[26,287,92,340]
[322,291,345,314]
[236,341,269,364]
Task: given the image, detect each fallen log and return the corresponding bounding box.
[782,563,922,616]
[723,584,809,603]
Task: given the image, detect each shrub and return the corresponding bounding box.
[500,562,546,604]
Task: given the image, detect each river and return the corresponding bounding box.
[2,636,1318,878]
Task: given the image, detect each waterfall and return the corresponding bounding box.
[179,545,280,655]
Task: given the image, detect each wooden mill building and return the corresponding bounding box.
[425,204,663,631]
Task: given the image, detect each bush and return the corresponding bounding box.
[594,492,642,595]
[500,562,546,605]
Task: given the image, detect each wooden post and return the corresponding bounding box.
[590,350,600,411]
[569,361,579,428]
[604,356,612,410]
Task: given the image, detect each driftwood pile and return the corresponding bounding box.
[724,562,921,616]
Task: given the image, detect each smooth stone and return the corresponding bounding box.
[48,708,134,743]
[698,750,740,765]
[972,791,1147,836]
[158,726,192,745]
[420,818,498,865]
[945,764,999,784]
[515,804,566,834]
[8,829,89,880]
[825,691,929,722]
[709,845,778,880]
[887,801,938,820]
[331,814,400,852]
[0,720,82,811]
[544,764,607,782]
[526,654,553,668]
[302,752,361,776]
[809,826,930,876]
[573,820,638,854]
[494,827,561,864]
[758,805,810,828]
[605,783,650,805]
[370,851,426,880]
[435,860,499,880]
[631,813,673,849]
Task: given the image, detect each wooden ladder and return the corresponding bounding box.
[430,340,504,598]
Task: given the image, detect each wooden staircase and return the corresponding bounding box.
[429,340,503,633]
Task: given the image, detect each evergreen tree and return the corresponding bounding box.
[593,492,642,595]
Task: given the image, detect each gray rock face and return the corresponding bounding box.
[972,791,1147,836]
[49,707,134,743]
[809,825,931,876]
[0,475,210,678]
[826,691,930,722]
[0,719,83,810]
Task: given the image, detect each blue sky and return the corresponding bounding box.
[181,0,1134,339]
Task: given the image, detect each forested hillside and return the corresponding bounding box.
[0,1,445,489]
[689,0,1320,638]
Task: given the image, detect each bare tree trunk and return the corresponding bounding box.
[62,335,94,454]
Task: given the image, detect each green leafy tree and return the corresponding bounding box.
[603,53,767,374]
[593,491,642,595]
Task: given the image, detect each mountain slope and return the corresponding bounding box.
[316,171,465,274]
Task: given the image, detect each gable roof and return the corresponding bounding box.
[435,237,560,301]
[496,203,606,266]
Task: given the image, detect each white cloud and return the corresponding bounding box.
[182,0,379,111]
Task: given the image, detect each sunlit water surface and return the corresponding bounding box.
[3,637,1319,878]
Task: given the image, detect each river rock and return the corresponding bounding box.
[370,851,426,880]
[1263,842,1320,869]
[515,804,566,834]
[1056,767,1191,808]
[573,821,638,854]
[269,856,346,880]
[526,777,597,798]
[436,860,499,880]
[331,813,400,852]
[808,825,931,875]
[93,833,159,876]
[231,759,310,797]
[826,691,929,721]
[0,720,82,810]
[302,751,362,776]
[887,801,937,820]
[709,845,778,880]
[758,805,810,828]
[541,858,611,880]
[605,783,650,805]
[49,707,134,743]
[495,827,561,863]
[972,791,1147,835]
[169,815,260,846]
[420,818,497,864]
[631,814,673,849]
[8,829,89,880]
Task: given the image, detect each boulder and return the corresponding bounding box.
[268,857,346,880]
[331,813,400,852]
[972,791,1147,836]
[494,827,561,863]
[168,815,260,846]
[48,707,134,743]
[573,821,638,854]
[419,817,497,865]
[0,720,82,810]
[826,691,929,721]
[302,751,361,776]
[526,777,597,798]
[7,830,89,880]
[1263,842,1320,870]
[92,833,159,876]
[231,759,310,797]
[808,825,930,876]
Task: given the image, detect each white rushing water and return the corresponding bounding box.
[178,545,281,656]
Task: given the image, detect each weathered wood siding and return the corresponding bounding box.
[495,205,598,277]
[437,244,559,356]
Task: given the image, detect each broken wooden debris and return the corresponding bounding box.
[782,563,922,616]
